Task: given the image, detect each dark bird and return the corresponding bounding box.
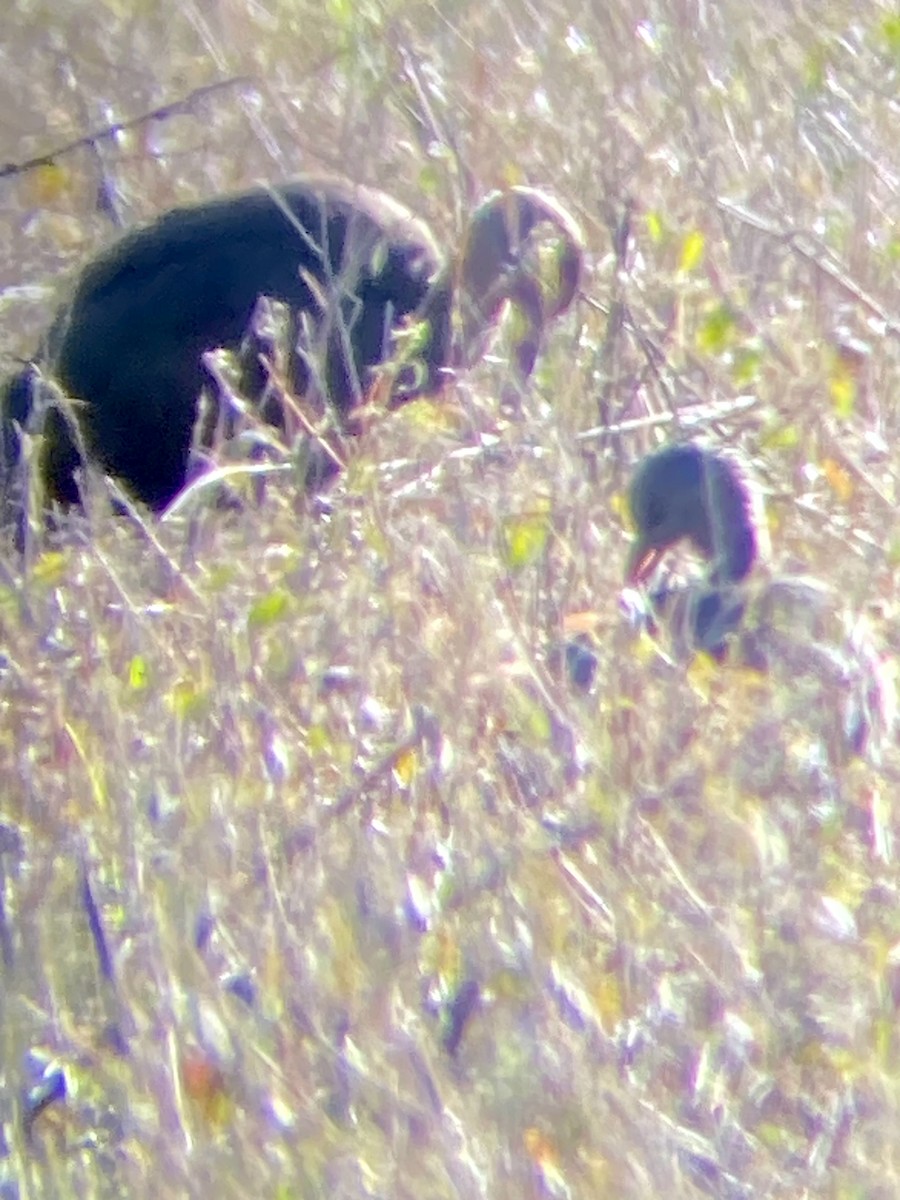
[622,441,895,761]
[2,177,583,516]
[625,441,764,590]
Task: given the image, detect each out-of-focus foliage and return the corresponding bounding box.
[2,0,900,1197]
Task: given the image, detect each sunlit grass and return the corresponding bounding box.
[2,0,900,1196]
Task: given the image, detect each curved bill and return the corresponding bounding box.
[625,540,666,585]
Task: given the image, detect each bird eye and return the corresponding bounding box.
[644,497,666,531]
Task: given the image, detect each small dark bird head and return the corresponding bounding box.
[625,443,763,587]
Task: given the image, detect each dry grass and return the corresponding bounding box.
[2,0,900,1196]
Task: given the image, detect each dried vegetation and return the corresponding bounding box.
[2,0,900,1196]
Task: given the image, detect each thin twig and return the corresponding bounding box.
[0,78,255,180]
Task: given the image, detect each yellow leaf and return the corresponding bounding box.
[128,656,149,690]
[167,679,208,719]
[610,488,631,526]
[25,162,72,206]
[679,229,705,274]
[523,1127,568,1190]
[629,628,660,665]
[523,1127,559,1168]
[506,685,553,742]
[499,162,526,189]
[644,211,665,244]
[181,1051,234,1126]
[502,509,551,569]
[322,896,363,1001]
[873,1015,893,1067]
[592,972,624,1032]
[422,926,462,989]
[32,551,68,586]
[828,353,857,418]
[392,747,418,788]
[39,212,87,250]
[306,724,331,755]
[760,424,799,451]
[685,650,719,698]
[821,457,853,504]
[397,396,465,433]
[323,896,358,960]
[562,611,601,636]
[757,1122,795,1150]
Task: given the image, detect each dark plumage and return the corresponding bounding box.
[2,177,583,515]
[625,442,763,589]
[623,441,895,759]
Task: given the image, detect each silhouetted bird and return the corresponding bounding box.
[625,442,764,590]
[623,442,895,761]
[2,177,583,515]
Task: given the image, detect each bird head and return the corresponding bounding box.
[625,442,764,587]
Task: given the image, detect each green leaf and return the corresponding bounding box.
[169,681,202,715]
[696,303,736,354]
[326,0,355,29]
[732,345,762,386]
[416,162,445,198]
[803,44,828,91]
[881,13,900,58]
[205,564,237,590]
[307,724,331,756]
[248,589,291,628]
[168,679,208,720]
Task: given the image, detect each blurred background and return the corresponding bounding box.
[2,1,900,1196]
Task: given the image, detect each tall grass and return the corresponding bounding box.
[1,0,900,1195]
